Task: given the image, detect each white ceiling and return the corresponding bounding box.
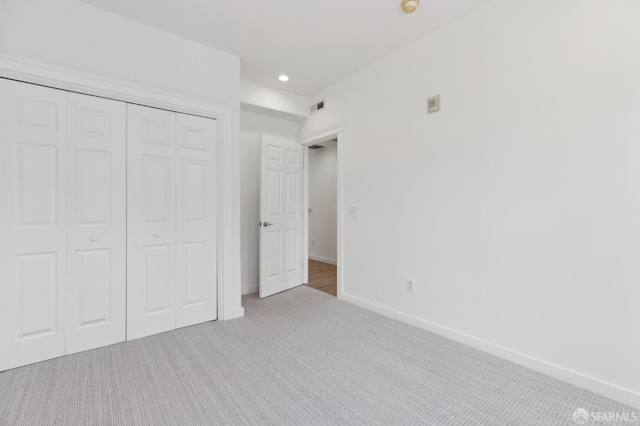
[80,0,493,96]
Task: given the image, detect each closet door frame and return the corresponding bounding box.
[0,52,244,322]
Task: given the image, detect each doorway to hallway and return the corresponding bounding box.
[305,139,338,297]
[307,260,337,296]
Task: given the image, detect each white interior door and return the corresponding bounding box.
[127,104,177,340]
[0,79,67,371]
[175,113,218,328]
[65,93,127,354]
[259,135,304,298]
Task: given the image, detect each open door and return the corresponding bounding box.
[259,135,304,298]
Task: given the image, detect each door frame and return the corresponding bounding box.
[300,125,345,299]
[0,52,244,321]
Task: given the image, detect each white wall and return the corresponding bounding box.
[0,0,239,105]
[0,0,245,318]
[241,110,301,295]
[308,142,338,264]
[301,0,640,407]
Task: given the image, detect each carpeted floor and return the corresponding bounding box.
[0,286,636,425]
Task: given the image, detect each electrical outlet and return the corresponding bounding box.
[349,206,358,218]
[311,239,315,246]
[406,278,415,294]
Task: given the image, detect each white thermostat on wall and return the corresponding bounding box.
[428,95,441,114]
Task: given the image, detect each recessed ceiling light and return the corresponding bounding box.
[278,75,290,82]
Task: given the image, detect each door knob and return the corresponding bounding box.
[89,236,97,242]
[263,222,273,227]
[154,232,160,238]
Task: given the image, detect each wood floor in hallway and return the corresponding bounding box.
[307,260,337,297]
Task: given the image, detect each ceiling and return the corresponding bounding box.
[80,0,493,96]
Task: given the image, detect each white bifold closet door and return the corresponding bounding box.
[127,104,217,340]
[0,79,68,371]
[174,113,218,329]
[126,105,177,340]
[0,80,127,371]
[65,93,127,354]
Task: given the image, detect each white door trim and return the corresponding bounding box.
[299,124,345,299]
[0,52,243,322]
[0,53,233,117]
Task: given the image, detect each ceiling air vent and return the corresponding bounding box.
[310,100,325,114]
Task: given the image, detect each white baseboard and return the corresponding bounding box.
[223,306,245,321]
[308,255,337,265]
[342,292,640,409]
[242,284,258,295]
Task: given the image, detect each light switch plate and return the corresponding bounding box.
[428,95,441,114]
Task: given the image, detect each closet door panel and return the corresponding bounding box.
[127,105,176,340]
[0,79,67,371]
[176,114,218,328]
[66,93,126,354]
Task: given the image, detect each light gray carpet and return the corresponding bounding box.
[0,286,636,426]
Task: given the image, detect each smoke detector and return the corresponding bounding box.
[401,0,420,14]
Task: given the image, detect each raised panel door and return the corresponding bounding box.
[0,78,67,371]
[126,104,177,340]
[65,92,126,354]
[259,135,304,298]
[175,113,218,328]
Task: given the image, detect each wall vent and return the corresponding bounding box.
[310,100,325,114]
